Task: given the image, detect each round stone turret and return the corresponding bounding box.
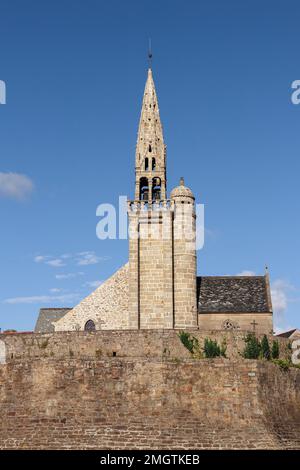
[171,177,197,329]
[170,177,195,202]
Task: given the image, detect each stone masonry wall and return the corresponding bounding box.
[0,350,300,449]
[173,203,197,329]
[198,313,273,335]
[54,264,129,331]
[0,329,292,363]
[139,215,173,329]
[0,330,299,450]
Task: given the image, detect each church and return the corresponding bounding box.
[35,67,273,335]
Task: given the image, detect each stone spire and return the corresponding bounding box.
[134,68,166,201]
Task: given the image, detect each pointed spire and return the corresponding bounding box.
[134,68,167,200]
[135,68,165,170]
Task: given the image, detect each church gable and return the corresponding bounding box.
[54,263,129,331]
[197,275,273,333]
[35,308,72,333]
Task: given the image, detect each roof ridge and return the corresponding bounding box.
[197,275,265,279]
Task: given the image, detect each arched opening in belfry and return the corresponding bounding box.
[152,158,156,170]
[84,320,96,332]
[148,144,152,152]
[145,157,149,171]
[140,177,149,201]
[152,177,161,201]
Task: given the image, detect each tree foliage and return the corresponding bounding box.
[242,333,261,359]
[271,340,280,359]
[203,338,226,358]
[261,335,271,360]
[178,331,199,354]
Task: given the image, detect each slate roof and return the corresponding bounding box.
[34,308,72,333]
[197,276,271,313]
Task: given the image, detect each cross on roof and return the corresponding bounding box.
[148,38,152,68]
[251,320,258,332]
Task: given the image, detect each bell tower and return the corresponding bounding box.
[134,68,166,203]
[127,66,198,330]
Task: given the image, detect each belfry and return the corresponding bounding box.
[127,67,197,329]
[134,68,166,202]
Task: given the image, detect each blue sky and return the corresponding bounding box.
[0,0,299,332]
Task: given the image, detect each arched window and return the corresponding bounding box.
[148,144,152,152]
[152,158,156,170]
[140,177,149,201]
[152,177,161,201]
[84,320,96,332]
[145,157,149,171]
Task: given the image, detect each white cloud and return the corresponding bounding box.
[55,272,85,280]
[60,253,72,259]
[3,293,80,305]
[84,280,103,288]
[0,172,34,200]
[34,255,49,263]
[34,255,67,267]
[271,279,298,333]
[76,252,110,266]
[49,288,64,293]
[236,270,256,276]
[34,252,110,269]
[46,259,66,267]
[271,280,288,313]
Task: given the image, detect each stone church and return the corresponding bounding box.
[35,68,273,335]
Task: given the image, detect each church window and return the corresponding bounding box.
[149,144,152,152]
[145,157,149,171]
[84,320,96,332]
[223,319,237,330]
[152,158,156,170]
[152,177,161,201]
[140,177,149,201]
